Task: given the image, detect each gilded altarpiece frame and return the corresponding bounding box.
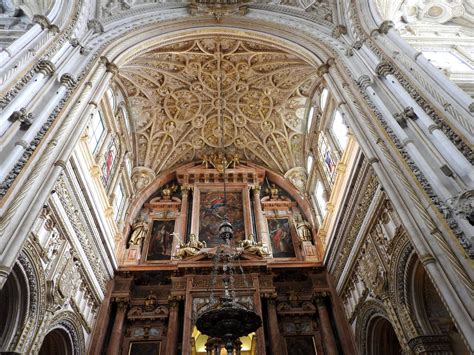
[142,196,181,263]
[191,184,253,247]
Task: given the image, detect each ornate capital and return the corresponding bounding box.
[375,61,394,77]
[371,20,394,37]
[8,108,33,130]
[36,60,56,76]
[33,15,59,32]
[87,19,104,34]
[60,73,77,88]
[357,75,373,90]
[394,107,418,128]
[331,25,347,39]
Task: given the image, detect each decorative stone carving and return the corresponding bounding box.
[447,190,474,226]
[59,73,77,88]
[357,75,373,90]
[116,37,317,175]
[36,60,56,76]
[8,108,33,130]
[284,167,307,195]
[240,234,269,257]
[87,19,104,33]
[188,0,248,21]
[375,60,394,77]
[393,107,418,128]
[331,25,347,38]
[131,166,156,191]
[175,234,206,259]
[32,14,59,32]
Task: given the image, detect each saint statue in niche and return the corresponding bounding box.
[294,212,313,242]
[268,218,296,258]
[147,220,175,261]
[128,216,149,247]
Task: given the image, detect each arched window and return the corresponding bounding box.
[88,110,105,154]
[331,110,349,150]
[318,132,336,183]
[320,89,329,111]
[113,184,124,221]
[307,106,315,133]
[306,155,314,174]
[106,88,116,112]
[314,180,327,218]
[101,137,119,186]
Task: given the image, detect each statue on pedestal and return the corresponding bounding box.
[128,216,149,247]
[294,213,313,242]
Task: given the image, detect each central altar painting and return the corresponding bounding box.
[199,191,245,247]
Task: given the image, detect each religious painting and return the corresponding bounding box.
[146,220,175,261]
[284,336,316,355]
[128,341,161,355]
[199,191,245,247]
[268,218,295,258]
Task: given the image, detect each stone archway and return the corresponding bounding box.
[38,328,74,355]
[0,264,28,352]
[367,316,402,355]
[408,258,470,354]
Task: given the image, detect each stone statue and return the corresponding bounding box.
[240,234,269,257]
[128,216,149,247]
[294,213,313,242]
[175,234,206,259]
[266,183,280,200]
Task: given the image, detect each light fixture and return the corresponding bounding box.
[195,41,262,355]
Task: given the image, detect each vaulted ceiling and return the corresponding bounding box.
[115,37,321,175]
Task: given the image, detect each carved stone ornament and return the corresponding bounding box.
[8,108,33,130]
[115,37,318,175]
[393,106,418,128]
[131,166,156,191]
[239,234,269,257]
[87,19,104,33]
[447,190,474,226]
[188,0,249,21]
[284,166,308,195]
[174,234,206,259]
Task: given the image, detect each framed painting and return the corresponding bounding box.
[284,336,316,355]
[199,191,245,247]
[268,218,295,258]
[146,220,175,261]
[128,341,161,355]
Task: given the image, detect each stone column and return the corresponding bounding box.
[106,300,128,355]
[266,294,283,355]
[315,296,338,355]
[252,185,269,246]
[166,297,180,355]
[377,65,473,181]
[174,185,191,253]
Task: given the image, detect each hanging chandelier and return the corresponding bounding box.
[195,42,262,355]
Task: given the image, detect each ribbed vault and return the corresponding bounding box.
[115,36,321,175]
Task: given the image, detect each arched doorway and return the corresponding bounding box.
[410,259,470,354]
[39,328,74,355]
[0,264,28,351]
[367,317,402,355]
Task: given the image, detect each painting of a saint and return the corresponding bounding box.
[268,218,295,258]
[128,341,161,355]
[199,191,245,247]
[285,336,316,355]
[146,220,175,261]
